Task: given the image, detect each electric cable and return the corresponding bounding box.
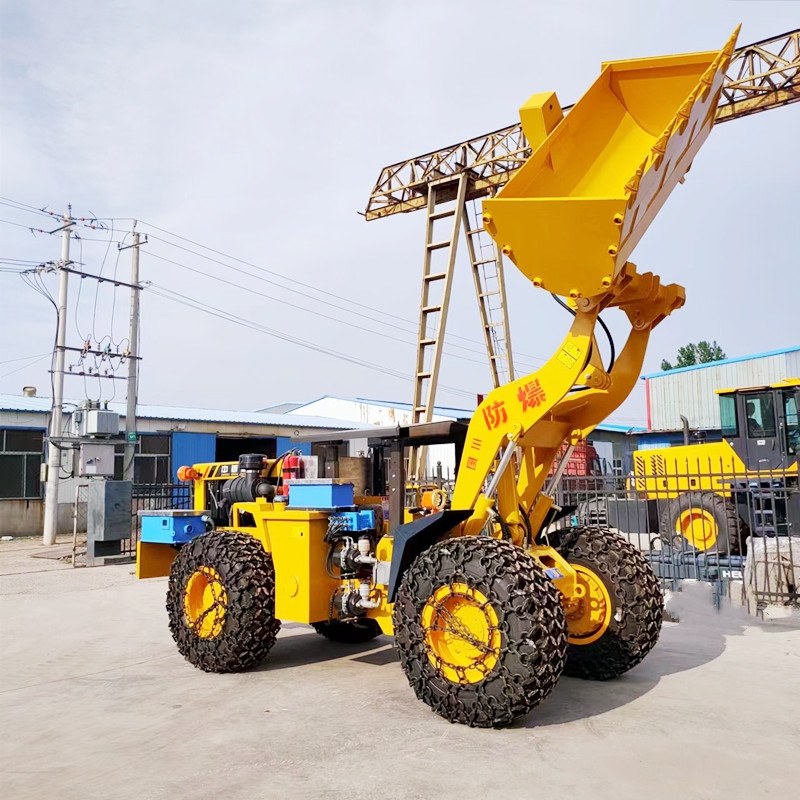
[148,284,478,400]
[1,198,550,368]
[134,220,548,366]
[90,221,115,344]
[147,251,492,369]
[549,292,617,393]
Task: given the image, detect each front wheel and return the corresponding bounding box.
[559,526,663,680]
[660,491,745,555]
[393,536,568,728]
[167,531,281,672]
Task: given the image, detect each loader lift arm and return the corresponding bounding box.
[447,31,738,544]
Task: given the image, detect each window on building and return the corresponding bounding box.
[113,435,171,484]
[0,428,44,499]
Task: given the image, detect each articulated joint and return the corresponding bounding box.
[527,545,577,599]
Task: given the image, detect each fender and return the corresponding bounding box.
[386,509,473,602]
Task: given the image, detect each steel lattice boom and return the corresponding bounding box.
[365,29,799,221]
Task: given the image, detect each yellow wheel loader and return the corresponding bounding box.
[633,380,800,555]
[138,31,740,727]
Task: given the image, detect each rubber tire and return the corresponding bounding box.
[312,619,383,644]
[167,531,281,673]
[659,492,746,555]
[559,526,663,681]
[393,536,568,728]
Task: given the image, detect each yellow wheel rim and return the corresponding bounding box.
[564,564,612,646]
[676,508,718,551]
[420,583,502,685]
[183,566,228,639]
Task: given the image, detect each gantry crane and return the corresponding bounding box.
[364,29,800,478]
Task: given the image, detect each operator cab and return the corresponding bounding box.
[718,380,800,471]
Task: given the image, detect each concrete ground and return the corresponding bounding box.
[1,536,799,800]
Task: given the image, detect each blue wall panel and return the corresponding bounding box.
[172,432,217,480]
[276,436,310,456]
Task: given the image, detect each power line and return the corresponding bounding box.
[0,354,52,379]
[135,243,545,372]
[1,199,550,367]
[148,283,478,400]
[0,352,51,365]
[133,219,548,365]
[146,251,495,369]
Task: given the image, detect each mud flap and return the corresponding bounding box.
[387,509,473,602]
[136,541,179,579]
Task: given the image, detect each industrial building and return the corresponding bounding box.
[0,391,361,536]
[638,345,800,448]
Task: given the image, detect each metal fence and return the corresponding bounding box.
[554,469,799,617]
[71,481,194,562]
[130,483,193,551]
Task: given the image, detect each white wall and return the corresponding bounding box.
[289,398,459,476]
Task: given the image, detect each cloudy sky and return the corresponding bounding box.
[1,1,797,427]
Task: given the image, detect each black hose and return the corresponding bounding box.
[325,544,340,579]
[519,504,533,547]
[549,293,617,384]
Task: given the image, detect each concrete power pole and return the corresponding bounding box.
[42,213,74,545]
[122,224,141,482]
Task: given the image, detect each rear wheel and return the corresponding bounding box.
[312,618,383,643]
[167,531,280,672]
[559,526,663,680]
[660,492,745,554]
[393,536,567,728]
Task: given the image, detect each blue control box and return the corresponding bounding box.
[329,509,375,532]
[287,481,354,509]
[139,511,207,544]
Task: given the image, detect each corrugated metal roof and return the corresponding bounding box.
[256,402,304,414]
[0,393,644,437]
[641,345,800,379]
[0,394,52,413]
[0,394,360,429]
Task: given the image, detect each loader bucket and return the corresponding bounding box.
[482,29,739,299]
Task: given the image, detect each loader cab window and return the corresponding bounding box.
[719,394,738,438]
[744,393,776,439]
[784,391,800,455]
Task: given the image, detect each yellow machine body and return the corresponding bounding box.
[136,466,576,637]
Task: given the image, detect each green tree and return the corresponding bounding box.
[661,340,726,371]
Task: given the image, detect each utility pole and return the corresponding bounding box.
[42,212,74,545]
[122,223,142,481]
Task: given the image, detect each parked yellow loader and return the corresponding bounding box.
[138,31,740,727]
